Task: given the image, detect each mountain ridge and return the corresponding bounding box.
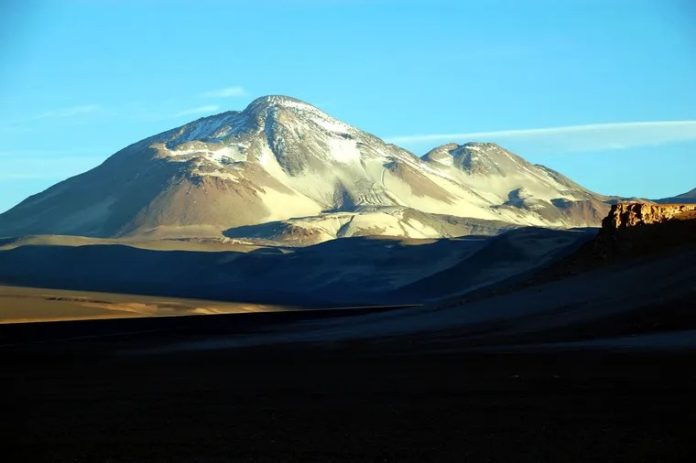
[657,187,696,204]
[0,95,610,242]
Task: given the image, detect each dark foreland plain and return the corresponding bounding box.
[2,310,696,463]
[3,205,696,461]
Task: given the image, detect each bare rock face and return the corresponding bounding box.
[602,202,696,231]
[594,202,696,259]
[538,202,696,280]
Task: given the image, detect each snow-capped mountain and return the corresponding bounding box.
[0,95,610,242]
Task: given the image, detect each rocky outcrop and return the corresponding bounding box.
[531,202,696,283]
[602,202,696,231]
[594,202,696,260]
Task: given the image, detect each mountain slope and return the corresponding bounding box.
[0,229,593,306]
[0,96,609,241]
[421,142,609,225]
[657,187,696,204]
[223,207,516,245]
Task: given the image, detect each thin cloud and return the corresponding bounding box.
[35,104,101,120]
[201,86,247,98]
[174,105,220,117]
[387,121,696,153]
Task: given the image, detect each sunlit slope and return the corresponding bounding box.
[0,285,285,324]
[0,96,609,242]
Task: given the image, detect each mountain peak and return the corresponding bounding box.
[245,95,320,113]
[0,96,609,240]
[423,142,527,175]
[461,141,504,150]
[158,96,334,149]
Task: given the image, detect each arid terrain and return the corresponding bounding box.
[0,95,694,463]
[0,285,285,324]
[2,312,696,462]
[3,2,694,460]
[2,203,696,461]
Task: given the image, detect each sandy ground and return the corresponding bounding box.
[0,234,267,252]
[0,285,285,324]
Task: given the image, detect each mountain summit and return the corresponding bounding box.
[0,95,609,242]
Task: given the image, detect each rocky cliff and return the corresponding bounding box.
[525,201,696,284]
[602,202,696,231]
[594,202,696,259]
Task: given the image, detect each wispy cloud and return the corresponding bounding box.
[0,152,104,180]
[174,105,221,117]
[387,121,696,153]
[200,86,247,98]
[34,104,101,120]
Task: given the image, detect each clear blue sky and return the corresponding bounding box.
[1,0,695,212]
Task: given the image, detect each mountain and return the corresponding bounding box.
[657,187,696,204]
[680,187,696,201]
[0,95,610,242]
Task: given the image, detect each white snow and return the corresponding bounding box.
[323,136,361,164]
[175,112,238,142]
[311,115,351,134]
[156,143,247,166]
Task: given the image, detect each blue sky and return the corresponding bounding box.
[1,0,694,212]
